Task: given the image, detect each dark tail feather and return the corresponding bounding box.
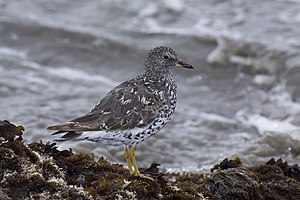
[52,131,83,142]
[61,131,82,139]
[52,130,67,135]
[47,125,63,130]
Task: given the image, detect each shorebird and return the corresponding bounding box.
[47,46,193,178]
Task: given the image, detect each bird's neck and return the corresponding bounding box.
[144,67,173,82]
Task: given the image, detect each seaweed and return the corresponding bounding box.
[1,121,300,200]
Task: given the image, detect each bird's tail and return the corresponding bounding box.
[52,131,84,142]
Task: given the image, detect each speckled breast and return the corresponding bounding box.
[132,76,177,145]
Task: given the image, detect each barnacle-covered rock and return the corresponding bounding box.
[1,121,300,199]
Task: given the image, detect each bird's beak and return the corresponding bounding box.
[175,59,194,69]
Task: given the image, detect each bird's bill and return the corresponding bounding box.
[175,59,194,69]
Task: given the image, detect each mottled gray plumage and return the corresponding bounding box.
[47,46,193,177]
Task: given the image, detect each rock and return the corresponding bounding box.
[1,121,300,199]
[0,120,24,141]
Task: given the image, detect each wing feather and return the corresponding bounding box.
[47,77,163,133]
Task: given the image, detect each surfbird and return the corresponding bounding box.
[47,46,193,178]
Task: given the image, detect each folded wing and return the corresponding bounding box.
[47,78,163,134]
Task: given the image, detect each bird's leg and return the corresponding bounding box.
[129,147,154,180]
[124,146,132,173]
[129,146,140,176]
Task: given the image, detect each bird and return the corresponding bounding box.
[47,46,193,178]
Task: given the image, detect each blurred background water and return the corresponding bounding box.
[1,0,300,171]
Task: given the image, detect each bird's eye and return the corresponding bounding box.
[163,55,170,60]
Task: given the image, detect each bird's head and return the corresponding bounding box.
[144,46,193,74]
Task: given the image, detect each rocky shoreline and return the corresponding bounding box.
[1,121,300,200]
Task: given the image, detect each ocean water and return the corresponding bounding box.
[1,0,300,171]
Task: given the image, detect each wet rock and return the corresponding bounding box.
[211,157,242,172]
[266,158,300,182]
[205,167,262,200]
[250,163,300,200]
[1,122,300,199]
[0,120,24,141]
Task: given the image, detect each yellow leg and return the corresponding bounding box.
[129,147,154,180]
[124,147,132,173]
[129,147,140,176]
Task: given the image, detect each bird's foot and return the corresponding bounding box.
[133,171,154,181]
